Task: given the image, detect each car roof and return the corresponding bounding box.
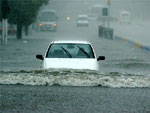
[51,40,91,44]
[120,11,130,15]
[77,15,88,18]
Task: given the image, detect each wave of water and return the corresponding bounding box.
[105,58,150,70]
[0,69,150,88]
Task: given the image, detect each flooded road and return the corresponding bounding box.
[0,69,150,87]
[0,23,150,113]
[1,85,150,113]
[0,21,150,74]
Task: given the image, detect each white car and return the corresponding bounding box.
[36,41,105,70]
[76,15,89,26]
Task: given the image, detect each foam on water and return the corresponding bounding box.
[0,69,150,88]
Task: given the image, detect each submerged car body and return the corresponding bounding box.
[36,41,105,70]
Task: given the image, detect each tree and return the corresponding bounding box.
[8,0,49,39]
[0,0,2,20]
[1,0,10,19]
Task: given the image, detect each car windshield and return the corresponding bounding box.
[46,43,95,58]
[39,11,57,22]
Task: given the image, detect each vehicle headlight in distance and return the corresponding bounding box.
[66,16,70,20]
[40,23,43,26]
[53,24,56,27]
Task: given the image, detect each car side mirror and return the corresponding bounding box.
[97,56,105,61]
[36,55,44,60]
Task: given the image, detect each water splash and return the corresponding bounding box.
[0,69,150,88]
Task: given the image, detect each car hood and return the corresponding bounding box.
[43,58,98,70]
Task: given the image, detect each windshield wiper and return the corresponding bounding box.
[61,47,72,58]
[78,46,90,58]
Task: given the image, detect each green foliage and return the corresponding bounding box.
[0,0,2,20]
[8,0,49,26]
[6,0,49,39]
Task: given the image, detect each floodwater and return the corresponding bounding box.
[0,29,150,113]
[1,69,150,87]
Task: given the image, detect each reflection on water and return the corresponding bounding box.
[0,69,150,88]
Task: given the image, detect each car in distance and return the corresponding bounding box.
[119,10,131,24]
[8,24,16,35]
[39,9,58,31]
[36,41,105,70]
[0,22,16,35]
[76,15,89,27]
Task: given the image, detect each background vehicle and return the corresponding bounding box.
[8,24,17,35]
[119,10,131,24]
[36,41,105,70]
[76,15,89,27]
[0,22,16,35]
[39,9,58,31]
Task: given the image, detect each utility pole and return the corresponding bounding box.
[1,0,9,45]
[2,19,8,45]
[107,0,111,28]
